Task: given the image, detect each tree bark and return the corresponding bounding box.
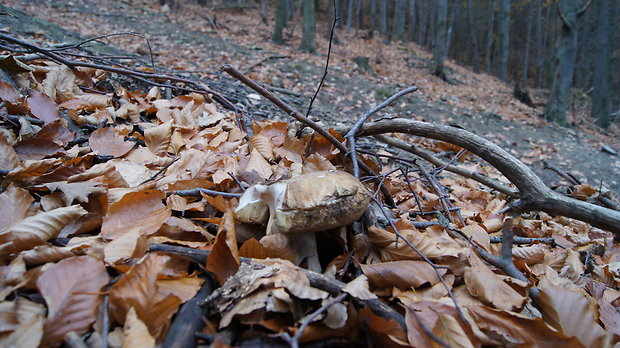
[408,0,416,41]
[299,0,317,53]
[497,0,511,81]
[273,0,285,44]
[523,0,533,84]
[467,0,480,73]
[432,0,448,79]
[544,0,581,125]
[346,0,354,33]
[380,0,388,41]
[370,0,377,33]
[393,0,406,41]
[535,0,544,87]
[592,0,612,128]
[485,0,496,74]
[417,0,427,46]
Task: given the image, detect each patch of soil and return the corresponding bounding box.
[2,0,618,195]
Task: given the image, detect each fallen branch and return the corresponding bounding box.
[355,119,620,235]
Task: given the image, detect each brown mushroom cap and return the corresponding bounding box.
[273,170,371,234]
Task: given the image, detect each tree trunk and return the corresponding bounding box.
[273,0,285,44]
[300,0,317,53]
[393,0,406,41]
[346,0,354,33]
[523,0,533,84]
[534,0,544,87]
[497,0,511,81]
[417,0,427,45]
[370,0,377,33]
[356,0,362,34]
[408,0,416,41]
[544,0,581,125]
[592,0,612,128]
[285,0,293,24]
[380,0,388,41]
[432,0,448,79]
[467,0,480,73]
[485,0,496,74]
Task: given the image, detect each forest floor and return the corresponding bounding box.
[2,0,619,194]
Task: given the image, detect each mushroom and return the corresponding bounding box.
[235,170,371,272]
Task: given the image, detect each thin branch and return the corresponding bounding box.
[170,188,242,198]
[415,161,456,224]
[305,0,340,118]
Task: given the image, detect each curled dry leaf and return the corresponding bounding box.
[109,254,183,339]
[249,133,275,162]
[101,190,171,240]
[463,251,527,311]
[122,307,155,348]
[0,205,87,256]
[89,127,134,157]
[144,121,173,156]
[536,277,610,348]
[361,260,447,290]
[0,298,45,348]
[37,256,109,345]
[26,91,59,124]
[0,185,34,230]
[367,225,458,261]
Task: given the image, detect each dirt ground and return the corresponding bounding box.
[1,0,619,195]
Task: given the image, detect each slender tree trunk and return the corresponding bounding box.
[380,0,388,41]
[544,0,581,125]
[300,0,317,53]
[544,3,556,87]
[432,0,448,79]
[535,0,544,87]
[408,0,416,41]
[417,0,427,45]
[485,0,496,74]
[467,0,480,73]
[592,0,612,128]
[393,0,406,41]
[370,0,377,33]
[356,0,362,34]
[523,0,533,84]
[284,0,293,24]
[346,0,354,33]
[273,0,285,44]
[497,0,511,81]
[446,0,458,56]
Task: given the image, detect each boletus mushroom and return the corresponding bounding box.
[235,170,371,272]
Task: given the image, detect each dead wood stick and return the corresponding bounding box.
[222,64,395,206]
[169,188,242,198]
[163,277,214,348]
[415,161,455,224]
[542,160,581,185]
[374,134,518,197]
[147,243,407,330]
[356,119,620,235]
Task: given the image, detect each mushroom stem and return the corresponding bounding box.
[285,232,321,273]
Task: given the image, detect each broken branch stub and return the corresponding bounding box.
[235,170,372,272]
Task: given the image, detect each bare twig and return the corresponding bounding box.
[415,161,456,224]
[542,160,581,185]
[140,157,179,185]
[374,134,518,197]
[281,293,348,348]
[305,0,340,119]
[170,188,242,198]
[345,86,418,178]
[489,235,556,245]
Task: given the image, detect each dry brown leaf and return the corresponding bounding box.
[89,127,134,157]
[359,306,409,347]
[367,225,457,261]
[245,148,273,180]
[42,65,77,102]
[511,243,550,265]
[109,254,182,338]
[0,80,20,104]
[5,158,62,184]
[0,205,87,256]
[0,136,20,171]
[249,133,275,162]
[460,223,491,251]
[144,121,172,156]
[466,305,584,348]
[536,277,609,347]
[0,185,34,231]
[122,307,155,348]
[37,256,109,345]
[156,277,203,303]
[206,208,240,285]
[19,244,80,266]
[67,162,128,188]
[341,275,378,300]
[361,260,447,290]
[104,228,147,265]
[433,312,475,348]
[101,190,171,240]
[463,251,527,311]
[0,298,45,348]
